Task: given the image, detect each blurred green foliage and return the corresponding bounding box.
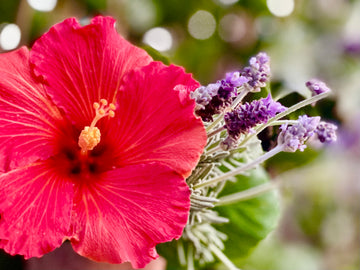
[1,0,359,270]
[0,1,20,22]
[215,166,280,266]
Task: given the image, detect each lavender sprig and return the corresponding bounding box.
[193,52,271,124]
[241,52,271,92]
[192,72,248,122]
[306,79,331,96]
[183,51,337,270]
[315,121,338,143]
[221,95,286,150]
[278,115,321,152]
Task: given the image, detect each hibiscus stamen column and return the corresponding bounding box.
[78,99,115,155]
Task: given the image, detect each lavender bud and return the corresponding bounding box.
[241,52,271,92]
[278,115,321,152]
[224,95,286,141]
[315,121,337,143]
[195,72,248,122]
[305,79,331,96]
[220,136,239,151]
[224,71,249,87]
[191,83,221,110]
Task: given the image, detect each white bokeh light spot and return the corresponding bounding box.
[125,0,157,33]
[27,0,57,12]
[219,14,246,42]
[267,0,295,17]
[218,0,238,5]
[143,27,173,52]
[188,10,216,40]
[0,24,21,51]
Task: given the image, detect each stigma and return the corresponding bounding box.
[78,99,116,155]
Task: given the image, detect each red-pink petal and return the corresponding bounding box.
[30,16,152,128]
[69,163,190,268]
[109,61,207,177]
[0,160,74,258]
[0,47,67,172]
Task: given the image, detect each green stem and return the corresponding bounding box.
[207,126,225,138]
[268,120,298,126]
[187,244,195,270]
[177,240,186,266]
[230,87,250,109]
[216,181,278,206]
[206,145,222,155]
[194,145,284,189]
[209,244,241,270]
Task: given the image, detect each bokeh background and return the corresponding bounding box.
[0,0,359,269]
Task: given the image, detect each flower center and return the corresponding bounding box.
[78,99,115,155]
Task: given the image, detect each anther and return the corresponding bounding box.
[99,109,106,115]
[109,103,116,110]
[93,102,100,110]
[78,99,116,155]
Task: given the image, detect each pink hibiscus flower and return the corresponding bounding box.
[0,16,206,268]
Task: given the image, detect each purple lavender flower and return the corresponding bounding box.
[221,136,239,151]
[278,115,321,152]
[191,82,221,110]
[224,71,248,87]
[224,95,287,140]
[241,52,271,92]
[315,121,337,143]
[306,79,331,96]
[195,71,248,122]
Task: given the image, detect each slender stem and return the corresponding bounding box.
[238,91,330,148]
[231,87,250,109]
[194,145,284,189]
[205,114,224,133]
[268,120,298,126]
[206,145,222,155]
[187,244,195,270]
[207,126,225,138]
[216,181,279,206]
[209,244,241,270]
[177,240,186,266]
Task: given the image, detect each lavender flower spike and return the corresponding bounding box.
[195,71,248,122]
[191,82,221,111]
[241,52,271,92]
[221,95,286,150]
[306,79,331,96]
[315,121,337,143]
[224,71,248,87]
[278,115,321,152]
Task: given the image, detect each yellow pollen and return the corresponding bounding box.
[99,108,105,115]
[78,99,116,154]
[93,102,100,109]
[78,126,101,153]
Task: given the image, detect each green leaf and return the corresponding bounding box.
[214,166,281,264]
[157,240,186,270]
[142,45,170,65]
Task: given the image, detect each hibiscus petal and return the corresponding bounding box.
[110,61,207,177]
[0,47,66,172]
[0,160,74,258]
[70,163,190,268]
[30,16,152,128]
